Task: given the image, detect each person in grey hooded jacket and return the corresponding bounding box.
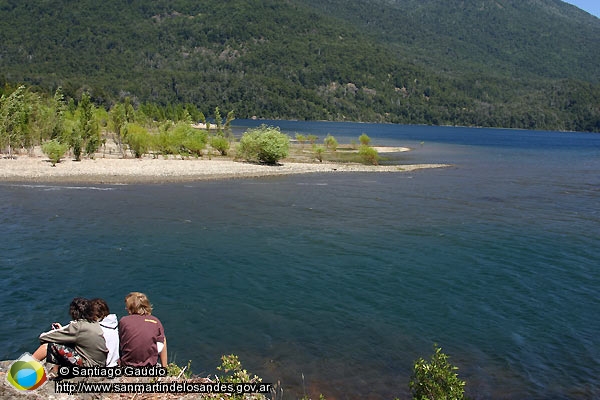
[33,297,108,368]
[91,298,119,367]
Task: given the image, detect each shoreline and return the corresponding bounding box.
[0,155,450,185]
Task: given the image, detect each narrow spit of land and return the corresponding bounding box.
[0,146,449,184]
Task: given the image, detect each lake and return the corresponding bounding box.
[1,121,599,399]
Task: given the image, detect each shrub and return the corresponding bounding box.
[217,354,267,400]
[41,139,68,166]
[70,131,82,161]
[359,133,371,146]
[358,145,379,165]
[155,122,207,157]
[324,134,338,151]
[313,145,325,162]
[238,125,289,164]
[156,122,177,155]
[409,345,466,400]
[175,123,207,157]
[124,123,151,158]
[210,134,230,156]
[166,360,192,379]
[295,133,307,146]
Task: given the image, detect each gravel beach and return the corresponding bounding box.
[0,155,448,184]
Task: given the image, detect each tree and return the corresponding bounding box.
[70,129,83,161]
[122,97,135,123]
[109,103,127,156]
[27,94,56,148]
[0,85,31,157]
[197,112,210,135]
[75,92,100,159]
[238,125,290,164]
[209,107,234,155]
[214,106,222,133]
[223,109,235,139]
[409,345,466,400]
[51,87,67,140]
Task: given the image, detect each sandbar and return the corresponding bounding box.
[0,154,449,184]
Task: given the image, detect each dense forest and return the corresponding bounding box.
[1,0,599,132]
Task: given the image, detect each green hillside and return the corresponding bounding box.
[1,0,599,131]
[301,0,600,82]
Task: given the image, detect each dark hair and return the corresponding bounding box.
[69,297,94,322]
[90,298,110,320]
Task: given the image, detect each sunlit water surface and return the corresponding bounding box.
[1,122,599,399]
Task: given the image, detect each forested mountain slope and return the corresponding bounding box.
[1,0,599,131]
[300,0,600,82]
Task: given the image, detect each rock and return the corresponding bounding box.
[1,360,268,399]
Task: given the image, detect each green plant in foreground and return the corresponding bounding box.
[301,395,327,400]
[166,360,193,378]
[41,139,68,166]
[217,354,267,400]
[409,345,466,400]
[217,354,261,384]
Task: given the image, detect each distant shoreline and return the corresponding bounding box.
[0,153,449,185]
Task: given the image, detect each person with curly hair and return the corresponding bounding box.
[33,297,108,368]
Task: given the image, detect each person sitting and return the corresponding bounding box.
[118,292,167,367]
[90,298,119,367]
[33,297,108,369]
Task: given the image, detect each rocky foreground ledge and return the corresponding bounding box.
[0,360,264,400]
[0,156,450,184]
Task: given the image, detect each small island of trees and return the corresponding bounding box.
[0,85,383,166]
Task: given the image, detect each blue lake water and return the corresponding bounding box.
[1,121,599,399]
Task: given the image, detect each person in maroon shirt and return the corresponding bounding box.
[118,292,168,367]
